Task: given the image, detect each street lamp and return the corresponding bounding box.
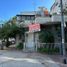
[60,0,66,64]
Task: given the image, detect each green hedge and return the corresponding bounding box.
[38,48,48,53]
[16,42,23,50]
[38,48,59,53]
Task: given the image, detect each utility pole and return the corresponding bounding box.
[32,0,37,51]
[60,0,66,64]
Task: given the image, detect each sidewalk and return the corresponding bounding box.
[47,54,67,67]
[26,52,60,67]
[24,52,67,67]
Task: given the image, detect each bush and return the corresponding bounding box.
[16,42,23,50]
[6,41,11,47]
[38,48,59,53]
[39,30,54,43]
[53,48,59,53]
[38,48,48,53]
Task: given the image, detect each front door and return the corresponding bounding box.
[25,33,35,51]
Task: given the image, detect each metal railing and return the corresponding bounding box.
[38,43,61,48]
[37,43,67,54]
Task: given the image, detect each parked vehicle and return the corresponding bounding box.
[9,38,15,44]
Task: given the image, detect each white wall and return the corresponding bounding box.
[51,0,67,14]
[52,15,67,22]
[35,17,51,24]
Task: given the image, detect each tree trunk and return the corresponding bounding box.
[1,40,3,50]
[6,38,10,47]
[16,34,20,46]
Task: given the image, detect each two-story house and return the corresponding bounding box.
[16,7,67,52]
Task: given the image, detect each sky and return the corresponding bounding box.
[0,0,54,21]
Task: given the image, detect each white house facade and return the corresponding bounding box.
[16,7,67,52]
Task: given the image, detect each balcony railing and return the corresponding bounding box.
[35,17,51,24]
[52,15,67,22]
[17,15,67,27]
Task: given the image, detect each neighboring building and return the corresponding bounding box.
[50,0,67,14]
[16,7,67,52]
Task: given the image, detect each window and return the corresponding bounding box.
[55,2,58,6]
[22,16,25,20]
[24,16,35,20]
[27,16,31,20]
[31,16,35,20]
[17,16,24,22]
[17,16,20,21]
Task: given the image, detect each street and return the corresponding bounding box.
[0,50,60,67]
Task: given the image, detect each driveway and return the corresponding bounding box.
[0,50,60,67]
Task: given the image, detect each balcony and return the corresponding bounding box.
[35,17,51,24]
[51,15,67,22]
[18,20,35,27]
[17,15,67,27]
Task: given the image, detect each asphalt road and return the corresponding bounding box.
[0,50,60,67]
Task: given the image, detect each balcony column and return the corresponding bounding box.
[35,32,39,51]
[52,26,59,48]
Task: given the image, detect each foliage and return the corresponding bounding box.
[38,48,48,53]
[38,47,59,53]
[0,19,25,38]
[65,25,67,42]
[8,23,25,38]
[39,30,54,43]
[16,42,23,50]
[63,9,67,15]
[0,23,11,39]
[6,40,11,47]
[0,16,26,47]
[52,13,57,15]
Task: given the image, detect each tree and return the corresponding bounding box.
[0,23,11,47]
[39,30,54,43]
[0,17,26,47]
[9,23,25,46]
[39,29,54,53]
[63,9,67,15]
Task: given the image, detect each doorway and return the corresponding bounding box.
[25,32,35,51]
